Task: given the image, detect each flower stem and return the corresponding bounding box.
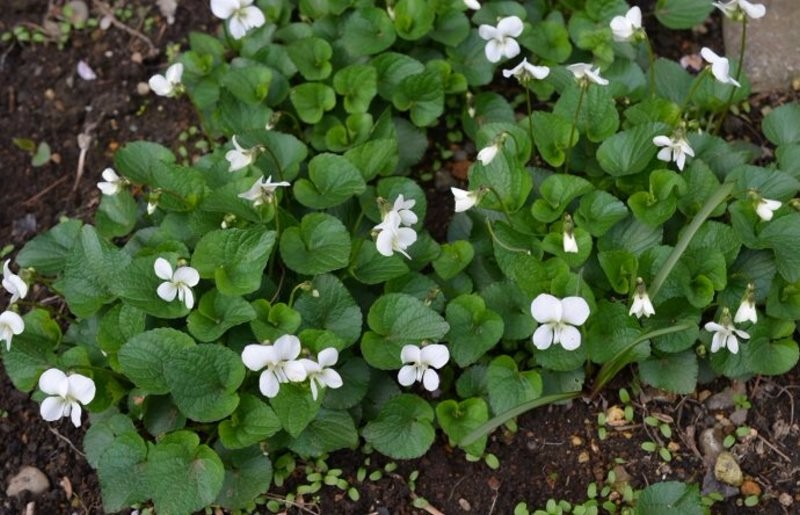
[679,68,709,114]
[485,220,531,255]
[486,187,514,226]
[649,181,735,298]
[714,17,747,135]
[524,85,535,160]
[644,36,656,97]
[563,83,587,175]
[263,146,286,181]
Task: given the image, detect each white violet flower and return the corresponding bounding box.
[705,309,749,354]
[754,197,781,221]
[700,48,741,87]
[38,368,96,428]
[530,293,590,351]
[463,0,480,10]
[713,0,765,20]
[238,175,291,207]
[478,16,524,63]
[154,257,200,310]
[299,348,343,401]
[451,187,479,213]
[0,311,24,351]
[563,230,578,253]
[567,63,609,86]
[97,167,125,196]
[653,134,695,171]
[374,210,418,259]
[609,6,643,42]
[226,136,258,172]
[629,278,655,319]
[476,141,501,166]
[241,334,307,398]
[3,260,28,304]
[502,58,550,82]
[734,284,757,324]
[390,194,418,227]
[210,0,266,40]
[398,344,450,392]
[148,62,184,97]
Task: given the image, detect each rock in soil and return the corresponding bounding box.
[714,451,743,487]
[6,466,50,497]
[699,426,725,462]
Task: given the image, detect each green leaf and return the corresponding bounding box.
[530,112,576,167]
[115,255,193,319]
[287,37,332,81]
[96,190,138,238]
[481,281,535,340]
[334,64,378,114]
[295,274,363,346]
[519,20,572,63]
[215,445,273,510]
[763,102,800,146]
[95,430,149,512]
[430,9,470,47]
[342,7,396,56]
[534,337,588,372]
[113,141,175,185]
[574,190,628,237]
[322,356,371,410]
[256,130,308,182]
[635,481,702,515]
[531,174,594,223]
[758,213,800,282]
[596,123,669,176]
[654,58,693,105]
[433,241,474,280]
[289,408,359,457]
[345,138,399,181]
[639,350,698,394]
[249,301,302,343]
[746,336,799,376]
[585,300,645,364]
[599,216,663,257]
[290,82,336,124]
[362,394,435,459]
[436,398,490,456]
[142,395,186,436]
[97,303,146,358]
[1,309,60,391]
[222,64,272,105]
[655,0,714,29]
[118,328,197,394]
[270,382,322,437]
[392,70,444,127]
[393,0,435,40]
[349,238,409,285]
[187,291,257,342]
[279,213,351,275]
[218,394,282,449]
[553,83,619,142]
[294,153,366,209]
[372,52,425,100]
[445,294,504,367]
[16,218,82,275]
[628,169,687,226]
[468,148,533,213]
[642,299,701,353]
[192,226,276,296]
[598,250,638,294]
[486,355,543,416]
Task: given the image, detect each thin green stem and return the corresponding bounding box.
[679,68,710,114]
[563,83,587,175]
[714,18,747,135]
[524,85,535,159]
[486,187,514,226]
[649,181,735,298]
[485,220,530,255]
[644,37,656,97]
[262,146,285,181]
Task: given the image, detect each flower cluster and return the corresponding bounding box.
[373,195,418,258]
[1,260,27,351]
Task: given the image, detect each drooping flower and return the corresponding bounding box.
[502,58,550,83]
[451,187,479,213]
[0,311,24,351]
[705,309,749,354]
[148,62,184,97]
[397,344,450,391]
[530,294,590,351]
[241,335,307,398]
[299,348,343,401]
[463,0,480,10]
[238,175,291,207]
[713,0,766,20]
[754,197,781,221]
[96,167,125,196]
[3,260,28,304]
[567,63,609,86]
[390,194,418,227]
[210,0,266,40]
[609,6,643,42]
[154,257,200,310]
[226,136,259,172]
[476,142,501,166]
[562,214,578,254]
[653,134,695,171]
[478,16,524,63]
[374,210,418,259]
[700,48,741,88]
[38,368,96,428]
[629,278,655,319]
[734,283,757,324]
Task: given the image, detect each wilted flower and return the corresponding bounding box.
[374,210,417,259]
[567,63,609,86]
[397,344,450,391]
[734,284,757,324]
[653,134,695,171]
[451,187,479,213]
[38,368,96,428]
[97,167,125,196]
[0,311,24,351]
[299,348,343,401]
[154,257,200,310]
[610,6,643,42]
[754,197,781,221]
[148,63,184,97]
[713,0,765,20]
[210,0,266,40]
[629,278,655,319]
[3,260,28,304]
[531,294,590,351]
[502,58,550,83]
[241,335,307,398]
[478,16,524,63]
[705,308,749,354]
[238,175,290,206]
[226,136,259,172]
[700,48,741,87]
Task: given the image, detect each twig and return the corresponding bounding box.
[73,124,96,193]
[23,175,70,206]
[91,0,159,57]
[47,427,86,458]
[447,474,470,501]
[263,493,321,514]
[755,433,792,462]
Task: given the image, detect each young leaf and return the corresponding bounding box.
[279,213,351,275]
[192,226,276,296]
[445,294,504,367]
[362,394,435,459]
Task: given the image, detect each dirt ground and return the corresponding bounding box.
[0,1,798,514]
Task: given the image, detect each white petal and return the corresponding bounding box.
[210,0,239,19]
[561,297,590,326]
[179,285,195,310]
[463,0,480,9]
[532,324,554,350]
[400,344,421,364]
[530,293,562,324]
[739,0,765,19]
[395,227,418,249]
[173,266,200,286]
[239,6,265,30]
[299,358,321,375]
[226,150,251,172]
[228,18,248,39]
[283,360,308,382]
[39,368,69,396]
[733,328,750,340]
[567,63,591,79]
[157,282,178,303]
[710,331,724,352]
[477,144,499,166]
[309,378,319,401]
[101,168,119,182]
[529,64,550,80]
[97,181,120,196]
[502,39,521,60]
[676,151,686,171]
[274,334,302,360]
[40,396,70,422]
[259,370,281,397]
[497,16,523,38]
[656,147,673,163]
[165,63,183,84]
[154,258,174,280]
[422,369,440,391]
[317,347,339,368]
[700,47,720,64]
[375,228,395,257]
[397,365,418,386]
[627,6,642,27]
[77,60,97,81]
[484,40,503,63]
[319,368,343,389]
[421,344,450,369]
[704,321,724,333]
[67,374,96,405]
[148,75,173,96]
[478,24,497,41]
[70,402,83,427]
[734,303,756,323]
[558,325,582,351]
[726,334,739,354]
[242,344,278,371]
[652,135,672,147]
[0,311,25,336]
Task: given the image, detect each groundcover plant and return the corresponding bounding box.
[2,0,798,512]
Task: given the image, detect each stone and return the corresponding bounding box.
[714,451,743,487]
[740,479,761,497]
[729,408,748,426]
[779,492,793,507]
[723,0,800,92]
[6,466,50,497]
[699,426,724,462]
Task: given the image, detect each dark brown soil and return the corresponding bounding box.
[1,2,798,515]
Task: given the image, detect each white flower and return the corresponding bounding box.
[398,344,450,392]
[391,194,418,227]
[226,136,258,172]
[476,142,501,166]
[653,134,695,171]
[238,175,291,207]
[241,335,308,398]
[705,313,749,354]
[610,6,643,42]
[502,58,550,82]
[563,230,578,253]
[38,368,96,428]
[734,284,757,324]
[451,187,479,213]
[154,257,200,310]
[530,294,590,351]
[754,197,781,221]
[374,210,418,259]
[700,48,741,88]
[148,62,183,97]
[0,311,24,351]
[97,167,125,196]
[713,0,765,19]
[629,279,655,319]
[567,63,609,86]
[147,200,158,215]
[3,260,28,304]
[478,16,524,63]
[463,0,480,9]
[299,348,343,401]
[210,0,266,40]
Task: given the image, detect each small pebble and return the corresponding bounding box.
[6,466,50,497]
[699,426,724,461]
[779,492,793,507]
[136,82,151,96]
[577,451,590,463]
[605,405,626,427]
[458,498,471,511]
[131,52,143,64]
[570,435,583,447]
[740,479,761,497]
[714,451,743,487]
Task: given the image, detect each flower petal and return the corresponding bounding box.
[497,16,523,37]
[274,334,302,360]
[726,334,739,354]
[532,324,554,350]
[0,311,24,334]
[240,6,265,30]
[40,396,69,422]
[477,24,497,41]
[397,365,418,386]
[319,369,343,389]
[502,38,521,60]
[283,360,308,382]
[259,370,280,397]
[157,282,178,303]
[484,40,503,63]
[228,18,248,39]
[67,374,96,405]
[739,0,765,19]
[241,344,278,371]
[165,63,183,84]
[422,369,440,391]
[70,402,83,427]
[421,344,450,369]
[558,325,582,350]
[39,368,69,396]
[375,228,395,257]
[148,75,172,96]
[154,258,174,280]
[210,0,239,19]
[530,293,562,324]
[179,285,195,310]
[317,347,339,368]
[561,297,590,326]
